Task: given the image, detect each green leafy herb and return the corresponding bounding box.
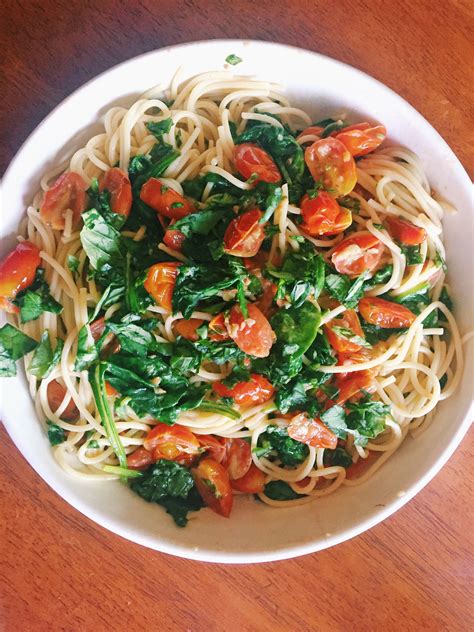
[47,422,66,446]
[256,425,309,466]
[13,268,63,324]
[338,196,361,213]
[400,244,424,265]
[28,330,64,378]
[325,270,370,308]
[225,54,243,66]
[324,447,353,468]
[331,326,372,349]
[67,255,80,274]
[0,324,38,377]
[434,249,447,271]
[263,480,304,501]
[146,118,173,139]
[321,398,389,447]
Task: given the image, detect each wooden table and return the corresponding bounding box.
[1,2,473,630]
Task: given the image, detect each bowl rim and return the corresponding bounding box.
[1,38,472,564]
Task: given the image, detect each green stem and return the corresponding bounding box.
[197,402,241,420]
[103,465,143,478]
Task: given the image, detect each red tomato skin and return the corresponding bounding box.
[127,447,154,471]
[163,229,186,251]
[212,374,274,407]
[99,167,132,217]
[287,413,337,449]
[223,208,266,257]
[143,423,201,465]
[386,216,427,246]
[359,297,416,328]
[227,303,275,358]
[335,370,375,406]
[296,125,324,141]
[324,309,366,353]
[192,458,234,517]
[40,172,88,229]
[300,192,352,236]
[197,435,227,463]
[0,241,41,310]
[233,144,281,184]
[173,318,204,341]
[208,312,230,342]
[140,179,193,219]
[144,262,181,311]
[231,463,265,493]
[47,380,79,421]
[335,123,386,157]
[331,233,384,277]
[304,137,357,197]
[222,438,252,480]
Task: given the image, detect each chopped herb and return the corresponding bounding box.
[47,422,66,446]
[225,54,243,66]
[0,324,38,377]
[28,330,64,378]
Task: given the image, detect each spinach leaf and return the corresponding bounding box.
[86,179,126,230]
[225,53,243,65]
[338,195,361,213]
[268,243,325,307]
[305,331,336,367]
[361,322,406,345]
[324,447,352,468]
[325,270,370,308]
[193,338,244,365]
[172,264,240,317]
[47,422,66,446]
[0,324,38,377]
[321,398,389,447]
[13,268,63,324]
[74,323,99,371]
[28,330,64,378]
[275,367,328,414]
[401,244,424,265]
[256,425,309,466]
[106,321,153,358]
[363,264,393,290]
[80,208,123,270]
[67,255,80,274]
[263,480,304,501]
[172,207,231,238]
[146,118,172,139]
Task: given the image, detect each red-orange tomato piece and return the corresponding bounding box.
[163,228,186,251]
[223,208,266,257]
[287,413,337,449]
[143,423,201,465]
[47,380,79,421]
[222,438,252,480]
[197,435,227,463]
[212,373,274,407]
[300,192,352,237]
[99,167,132,217]
[386,216,427,246]
[227,303,275,358]
[305,137,357,197]
[324,309,366,353]
[140,178,193,219]
[233,143,281,184]
[40,172,88,230]
[231,463,265,494]
[127,447,154,471]
[335,123,387,157]
[335,370,375,406]
[173,318,204,341]
[105,381,119,397]
[208,312,230,342]
[192,458,234,517]
[359,296,416,328]
[331,233,384,277]
[144,262,181,312]
[0,241,41,312]
[296,125,324,142]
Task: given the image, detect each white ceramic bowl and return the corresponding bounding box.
[1,40,473,563]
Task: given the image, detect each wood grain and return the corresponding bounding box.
[1,1,473,630]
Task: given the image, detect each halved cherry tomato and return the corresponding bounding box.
[212,373,274,407]
[105,381,119,397]
[386,216,427,246]
[335,370,375,406]
[144,262,181,312]
[324,310,366,353]
[346,450,380,479]
[140,179,193,219]
[163,228,186,251]
[227,303,275,358]
[173,318,204,341]
[127,447,154,471]
[300,192,352,236]
[192,458,233,517]
[223,208,265,257]
[335,123,386,157]
[197,435,226,463]
[99,167,132,217]
[89,316,106,341]
[234,143,281,184]
[359,296,416,328]
[47,380,79,421]
[0,241,41,313]
[40,172,88,230]
[208,312,230,342]
[222,438,252,480]
[296,125,324,142]
[287,413,337,449]
[143,423,201,465]
[231,463,265,493]
[305,137,357,197]
[331,233,384,277]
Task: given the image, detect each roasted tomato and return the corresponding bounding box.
[197,435,227,463]
[40,172,88,230]
[47,380,79,421]
[163,228,186,251]
[324,310,366,353]
[233,143,281,184]
[287,412,337,449]
[0,241,41,313]
[192,458,233,517]
[300,192,352,236]
[335,123,386,157]
[212,374,274,407]
[222,438,252,480]
[386,216,427,246]
[173,318,204,341]
[335,370,375,406]
[140,179,193,219]
[296,125,324,141]
[359,297,416,328]
[105,381,119,397]
[144,262,181,312]
[227,303,275,358]
[305,138,357,197]
[99,167,132,217]
[208,312,230,342]
[231,463,265,493]
[331,233,384,277]
[127,447,154,471]
[143,423,201,465]
[223,208,265,257]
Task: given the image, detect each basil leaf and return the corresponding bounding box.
[28,331,64,378]
[0,324,38,377]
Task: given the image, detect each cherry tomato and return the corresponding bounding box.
[227,303,275,358]
[324,310,366,353]
[223,208,265,257]
[140,179,193,219]
[47,380,79,421]
[192,458,233,517]
[359,296,416,328]
[346,450,380,479]
[40,172,88,230]
[0,241,41,312]
[233,143,281,184]
[173,318,204,341]
[386,216,427,246]
[335,123,386,157]
[105,381,119,397]
[197,435,226,463]
[222,438,252,480]
[287,413,337,449]
[144,262,181,312]
[163,228,186,251]
[335,370,375,406]
[143,423,201,465]
[89,316,106,341]
[99,167,132,217]
[300,192,352,236]
[296,125,324,142]
[231,463,265,494]
[208,312,230,342]
[305,137,357,197]
[127,447,154,471]
[212,374,274,407]
[331,233,384,277]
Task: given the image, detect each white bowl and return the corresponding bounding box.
[1,40,473,563]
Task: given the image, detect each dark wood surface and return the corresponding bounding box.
[1,2,473,630]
